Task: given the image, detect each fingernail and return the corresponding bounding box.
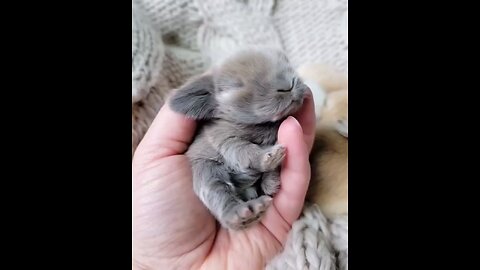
[287,116,301,127]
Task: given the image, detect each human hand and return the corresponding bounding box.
[132,93,315,270]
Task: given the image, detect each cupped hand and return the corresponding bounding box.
[132,93,315,270]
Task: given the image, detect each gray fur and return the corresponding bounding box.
[170,74,217,120]
[169,49,308,229]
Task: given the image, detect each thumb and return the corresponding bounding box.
[275,116,311,224]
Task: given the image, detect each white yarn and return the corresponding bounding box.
[341,10,348,45]
[195,0,283,65]
[132,1,165,103]
[131,0,348,268]
[330,215,348,270]
[266,204,336,270]
[273,0,348,72]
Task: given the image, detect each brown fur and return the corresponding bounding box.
[321,90,348,130]
[300,65,348,218]
[297,64,348,93]
[308,127,348,218]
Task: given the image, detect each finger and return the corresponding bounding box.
[293,89,316,151]
[136,99,197,158]
[274,116,311,225]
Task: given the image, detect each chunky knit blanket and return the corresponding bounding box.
[132,1,348,269]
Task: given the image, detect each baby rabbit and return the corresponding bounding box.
[308,90,348,218]
[297,64,348,219]
[169,49,309,229]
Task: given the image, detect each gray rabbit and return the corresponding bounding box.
[169,49,309,229]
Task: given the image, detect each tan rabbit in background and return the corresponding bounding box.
[298,64,348,219]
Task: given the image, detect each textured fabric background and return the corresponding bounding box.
[132,1,348,268]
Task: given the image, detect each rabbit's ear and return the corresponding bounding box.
[169,74,217,120]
